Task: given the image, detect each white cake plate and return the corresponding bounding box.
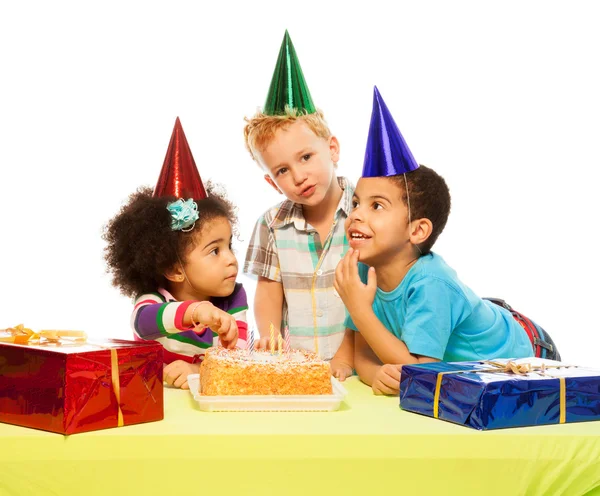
[187,374,348,412]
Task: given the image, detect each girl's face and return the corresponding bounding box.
[180,217,238,299]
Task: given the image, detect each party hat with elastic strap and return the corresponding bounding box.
[263,30,316,116]
[362,86,419,177]
[154,117,208,200]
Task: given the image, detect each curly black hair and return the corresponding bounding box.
[103,183,238,298]
[387,165,451,254]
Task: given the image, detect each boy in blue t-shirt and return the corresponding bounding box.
[332,87,560,395]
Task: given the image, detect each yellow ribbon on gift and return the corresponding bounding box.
[0,324,88,345]
[1,324,124,427]
[432,360,567,424]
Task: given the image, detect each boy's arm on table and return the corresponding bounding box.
[352,309,437,365]
[354,332,383,386]
[330,328,354,380]
[254,276,284,347]
[355,333,435,395]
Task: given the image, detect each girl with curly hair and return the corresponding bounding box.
[103,119,248,390]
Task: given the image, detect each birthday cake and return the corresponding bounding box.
[199,347,332,396]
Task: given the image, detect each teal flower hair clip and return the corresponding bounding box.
[167,198,199,232]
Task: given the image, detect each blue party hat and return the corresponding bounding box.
[362,86,419,177]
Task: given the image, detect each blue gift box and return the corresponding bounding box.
[399,359,600,430]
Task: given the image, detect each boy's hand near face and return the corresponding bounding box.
[334,248,376,316]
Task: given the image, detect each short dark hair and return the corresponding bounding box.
[387,165,451,254]
[103,183,238,298]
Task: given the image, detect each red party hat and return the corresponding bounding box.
[153,117,208,200]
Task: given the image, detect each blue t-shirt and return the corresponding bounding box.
[345,253,533,361]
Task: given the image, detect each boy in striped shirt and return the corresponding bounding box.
[243,32,354,378]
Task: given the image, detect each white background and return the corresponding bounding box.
[1,1,598,365]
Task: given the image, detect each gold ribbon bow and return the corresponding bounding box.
[0,324,87,345]
[433,360,568,424]
[1,324,124,427]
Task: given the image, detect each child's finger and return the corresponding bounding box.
[337,369,349,381]
[193,325,208,335]
[341,367,353,381]
[222,328,238,349]
[343,248,353,277]
[348,249,362,282]
[216,317,231,336]
[163,369,177,386]
[372,381,397,395]
[180,380,190,390]
[163,362,177,385]
[207,309,221,328]
[366,266,377,293]
[218,319,237,347]
[378,376,399,394]
[223,319,238,343]
[172,371,187,388]
[352,247,360,264]
[220,338,234,350]
[385,364,402,382]
[380,373,400,393]
[335,257,344,283]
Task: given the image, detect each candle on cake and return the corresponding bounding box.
[284,325,291,353]
[269,322,275,354]
[248,327,255,352]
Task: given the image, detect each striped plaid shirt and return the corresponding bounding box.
[244,177,353,360]
[131,284,248,364]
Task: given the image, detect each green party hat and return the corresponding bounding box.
[264,30,316,115]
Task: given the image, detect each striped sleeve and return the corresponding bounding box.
[131,292,195,340]
[243,214,281,282]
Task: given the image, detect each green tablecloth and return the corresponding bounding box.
[1,377,600,495]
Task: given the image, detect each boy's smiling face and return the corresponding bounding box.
[257,119,340,206]
[345,177,412,266]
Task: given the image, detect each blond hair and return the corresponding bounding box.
[244,106,332,164]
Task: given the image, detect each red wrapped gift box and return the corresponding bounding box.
[0,338,163,435]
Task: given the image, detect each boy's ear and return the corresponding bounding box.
[410,218,433,247]
[329,135,340,164]
[164,264,185,283]
[264,174,283,194]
